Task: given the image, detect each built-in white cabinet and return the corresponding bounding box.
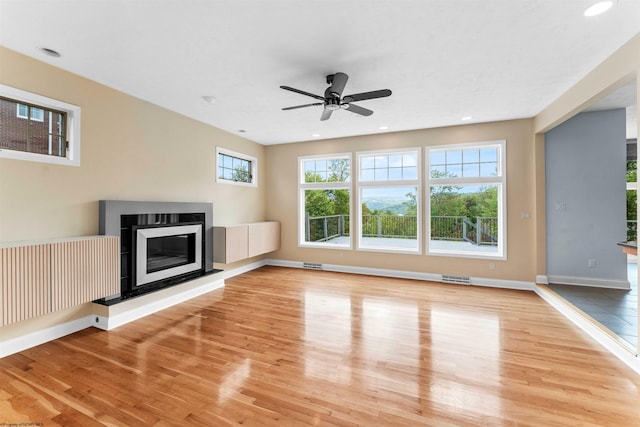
[214,221,280,264]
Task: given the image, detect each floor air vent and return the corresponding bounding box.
[442,275,471,285]
[303,262,323,270]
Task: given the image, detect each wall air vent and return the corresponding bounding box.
[441,275,471,285]
[303,262,323,270]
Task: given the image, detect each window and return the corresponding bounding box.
[357,148,421,253]
[427,140,506,259]
[216,147,257,187]
[299,154,351,248]
[0,84,81,166]
[16,104,44,121]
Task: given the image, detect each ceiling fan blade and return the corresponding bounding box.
[280,85,325,101]
[343,103,373,116]
[282,102,323,111]
[329,72,349,97]
[343,89,392,103]
[320,109,333,121]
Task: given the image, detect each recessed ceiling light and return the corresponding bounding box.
[379,126,389,130]
[584,1,616,17]
[461,116,473,121]
[312,133,320,137]
[202,96,216,104]
[39,47,61,57]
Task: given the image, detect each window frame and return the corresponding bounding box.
[356,147,422,254]
[298,153,352,249]
[426,140,507,260]
[216,147,258,187]
[0,84,81,167]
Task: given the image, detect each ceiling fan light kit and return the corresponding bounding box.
[280,72,391,121]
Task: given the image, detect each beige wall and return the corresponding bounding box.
[266,119,537,282]
[0,47,266,338]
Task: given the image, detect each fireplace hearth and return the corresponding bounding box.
[98,201,217,302]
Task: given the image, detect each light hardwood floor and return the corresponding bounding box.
[2,266,640,426]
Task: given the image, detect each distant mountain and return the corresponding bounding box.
[364,196,412,215]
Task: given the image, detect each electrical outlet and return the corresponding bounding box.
[588,259,596,268]
[489,262,495,270]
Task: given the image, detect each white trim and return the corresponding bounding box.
[216,146,257,187]
[0,315,94,359]
[534,284,640,375]
[218,259,268,280]
[536,274,549,284]
[0,84,81,167]
[266,259,533,290]
[471,276,534,290]
[547,274,631,290]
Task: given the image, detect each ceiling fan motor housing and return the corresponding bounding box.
[325,96,341,111]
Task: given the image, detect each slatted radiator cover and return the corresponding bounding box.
[0,244,51,326]
[1,236,120,326]
[50,237,120,312]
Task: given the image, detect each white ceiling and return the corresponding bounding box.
[1,0,639,146]
[585,79,637,139]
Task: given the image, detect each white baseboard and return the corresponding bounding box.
[534,284,640,375]
[266,259,534,291]
[219,260,268,280]
[0,315,94,359]
[470,276,534,291]
[547,274,630,290]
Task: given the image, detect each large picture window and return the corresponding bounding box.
[299,154,351,248]
[357,148,421,253]
[427,140,506,259]
[0,84,81,166]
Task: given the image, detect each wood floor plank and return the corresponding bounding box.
[2,265,640,425]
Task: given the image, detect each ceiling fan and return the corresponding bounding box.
[280,72,392,121]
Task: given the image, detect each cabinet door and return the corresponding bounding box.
[248,222,281,258]
[214,225,249,264]
[0,244,51,326]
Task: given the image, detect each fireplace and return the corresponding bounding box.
[99,201,216,301]
[135,223,202,285]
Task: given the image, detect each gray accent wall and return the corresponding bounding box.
[545,109,628,288]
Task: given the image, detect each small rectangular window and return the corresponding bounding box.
[0,85,80,167]
[216,147,257,187]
